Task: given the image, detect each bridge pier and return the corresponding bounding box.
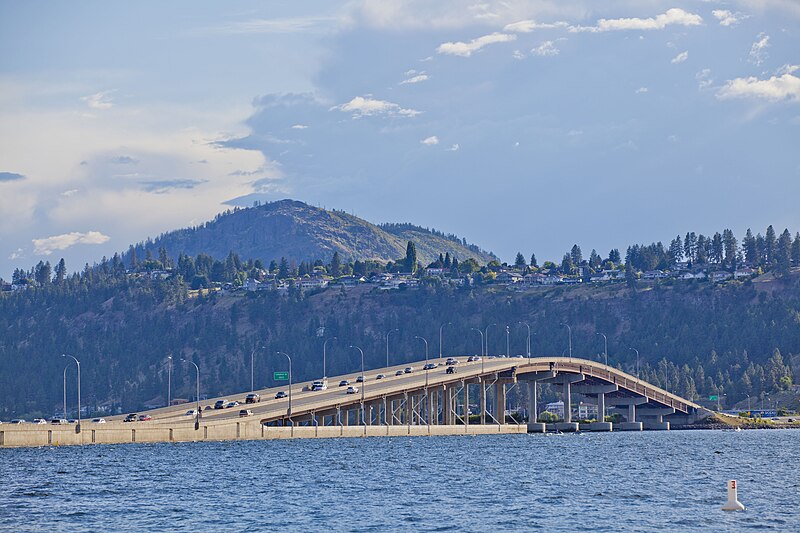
[543,373,583,431]
[463,381,470,426]
[637,407,674,430]
[479,380,486,424]
[608,397,647,430]
[495,382,506,424]
[520,371,555,432]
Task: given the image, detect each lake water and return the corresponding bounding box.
[1,429,798,532]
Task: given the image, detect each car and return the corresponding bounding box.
[225,401,240,409]
[185,409,198,416]
[446,367,456,374]
[423,363,437,370]
[124,414,138,423]
[376,374,386,380]
[33,418,48,425]
[514,354,525,359]
[275,391,287,399]
[468,355,481,362]
[10,419,25,424]
[446,359,459,366]
[346,386,359,394]
[356,376,365,383]
[404,367,414,374]
[214,400,227,410]
[245,393,261,404]
[395,370,404,376]
[339,380,350,387]
[311,380,328,391]
[68,419,78,424]
[91,418,106,423]
[204,405,213,411]
[238,409,254,418]
[138,415,153,421]
[50,418,69,425]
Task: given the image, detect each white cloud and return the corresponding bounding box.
[420,135,439,145]
[192,16,338,35]
[512,49,526,60]
[671,51,689,64]
[712,9,747,26]
[697,68,714,89]
[436,32,516,57]
[331,96,420,117]
[717,73,800,101]
[503,20,569,32]
[400,73,429,84]
[635,87,649,94]
[290,124,308,129]
[573,8,703,33]
[81,90,115,110]
[32,231,111,255]
[748,33,770,65]
[532,41,559,57]
[777,64,800,75]
[9,248,23,261]
[447,143,460,151]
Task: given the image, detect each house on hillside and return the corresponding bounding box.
[710,271,732,283]
[680,271,706,280]
[734,267,757,279]
[495,271,523,284]
[298,276,329,290]
[425,267,446,277]
[642,270,668,280]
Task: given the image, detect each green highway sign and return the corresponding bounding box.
[709,395,718,401]
[274,371,289,381]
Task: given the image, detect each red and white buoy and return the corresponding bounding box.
[721,480,746,511]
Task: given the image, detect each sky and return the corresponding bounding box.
[1,0,799,278]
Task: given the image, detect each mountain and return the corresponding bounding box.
[127,199,496,266]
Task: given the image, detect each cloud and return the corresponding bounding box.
[110,155,138,165]
[139,179,207,194]
[573,8,703,33]
[291,124,308,129]
[635,87,649,94]
[503,20,569,33]
[0,171,26,182]
[81,90,115,110]
[717,73,800,101]
[192,16,338,35]
[420,135,439,145]
[748,33,770,66]
[33,231,111,256]
[671,51,689,64]
[447,143,460,151]
[531,41,559,57]
[400,73,429,84]
[9,248,23,261]
[436,32,516,57]
[697,68,714,89]
[61,189,79,197]
[712,9,747,26]
[512,49,526,60]
[331,96,420,118]
[777,64,800,75]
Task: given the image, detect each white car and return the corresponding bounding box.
[91,418,106,423]
[185,409,198,416]
[225,401,240,408]
[32,418,47,425]
[346,386,359,394]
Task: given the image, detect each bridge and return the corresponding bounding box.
[0,356,710,448]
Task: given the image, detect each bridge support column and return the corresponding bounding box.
[479,380,486,424]
[495,383,506,424]
[607,397,647,431]
[404,393,411,425]
[443,387,453,425]
[464,383,470,426]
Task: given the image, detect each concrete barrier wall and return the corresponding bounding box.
[0,422,526,448]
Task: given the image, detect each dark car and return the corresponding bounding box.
[245,393,261,404]
[446,367,456,374]
[123,414,138,423]
[214,400,227,410]
[423,363,437,370]
[275,391,287,399]
[138,414,153,421]
[339,380,350,387]
[356,376,365,383]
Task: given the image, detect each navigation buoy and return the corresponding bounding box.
[722,480,745,511]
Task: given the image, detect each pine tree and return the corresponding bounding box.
[608,249,621,264]
[444,252,451,269]
[711,232,723,264]
[514,252,527,269]
[743,229,757,265]
[561,254,573,275]
[278,257,289,279]
[792,232,800,265]
[330,251,342,277]
[589,249,601,269]
[530,253,538,268]
[570,244,583,266]
[668,236,683,266]
[765,225,776,264]
[54,258,66,284]
[722,229,737,269]
[404,241,417,273]
[776,229,792,274]
[684,232,697,263]
[695,235,708,264]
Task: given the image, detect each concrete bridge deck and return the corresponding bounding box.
[0,356,708,448]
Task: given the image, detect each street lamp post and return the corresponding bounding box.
[561,323,572,359]
[439,322,451,360]
[596,333,608,366]
[629,348,640,379]
[414,336,430,425]
[62,364,69,419]
[167,355,172,407]
[505,325,510,357]
[484,323,497,358]
[323,337,336,379]
[250,344,265,393]
[517,322,531,362]
[386,329,399,369]
[182,359,200,415]
[276,351,293,424]
[470,328,484,358]
[349,346,366,428]
[61,354,81,431]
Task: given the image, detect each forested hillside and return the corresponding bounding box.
[1,265,797,419]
